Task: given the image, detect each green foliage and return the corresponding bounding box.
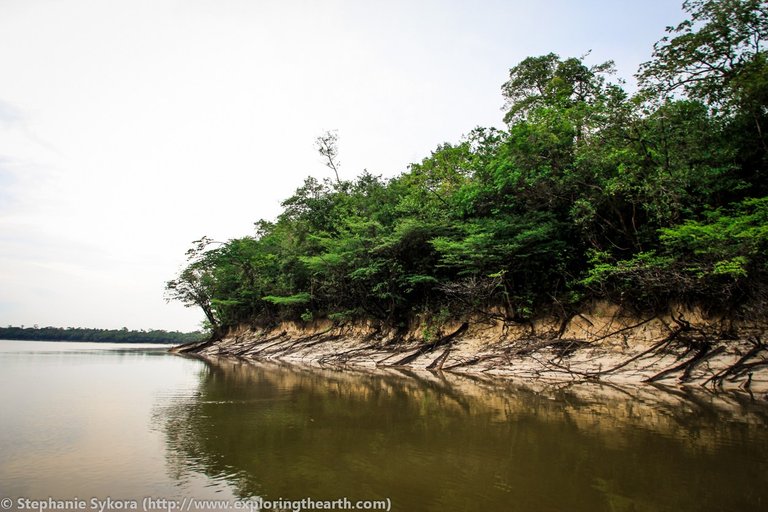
[262,293,312,306]
[581,197,768,309]
[327,309,358,324]
[659,196,768,283]
[420,307,451,343]
[638,0,768,197]
[638,0,768,113]
[167,1,768,326]
[501,53,615,125]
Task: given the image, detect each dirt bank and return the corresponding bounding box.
[174,303,768,396]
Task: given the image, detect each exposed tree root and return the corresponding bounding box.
[705,338,766,388]
[242,331,289,355]
[387,323,468,367]
[426,348,452,371]
[442,354,500,371]
[172,338,216,354]
[228,331,287,356]
[681,346,724,382]
[645,344,724,383]
[727,360,768,379]
[587,328,683,378]
[264,327,338,355]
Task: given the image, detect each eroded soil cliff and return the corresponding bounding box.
[175,303,768,395]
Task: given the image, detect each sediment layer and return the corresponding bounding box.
[174,304,768,395]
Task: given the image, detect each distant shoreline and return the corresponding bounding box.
[1,338,174,344]
[0,326,205,345]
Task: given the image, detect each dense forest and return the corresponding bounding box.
[0,326,205,344]
[167,0,768,338]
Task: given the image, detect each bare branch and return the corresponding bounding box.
[315,130,341,184]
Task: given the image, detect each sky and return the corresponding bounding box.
[0,0,686,332]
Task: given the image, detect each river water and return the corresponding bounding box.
[0,340,767,511]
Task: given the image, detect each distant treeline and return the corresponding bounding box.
[0,326,206,344]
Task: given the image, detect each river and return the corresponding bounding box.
[0,339,767,511]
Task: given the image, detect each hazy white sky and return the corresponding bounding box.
[0,0,685,331]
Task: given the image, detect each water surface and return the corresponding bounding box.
[1,340,767,511]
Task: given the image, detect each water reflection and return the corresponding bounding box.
[160,357,768,512]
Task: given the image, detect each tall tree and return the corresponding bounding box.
[638,0,767,108]
[501,53,616,126]
[638,0,768,159]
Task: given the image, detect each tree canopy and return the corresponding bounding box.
[168,0,768,335]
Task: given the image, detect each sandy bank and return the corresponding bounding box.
[174,303,768,396]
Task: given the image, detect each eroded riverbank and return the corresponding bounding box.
[175,304,768,396]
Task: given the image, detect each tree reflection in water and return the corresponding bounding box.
[158,357,768,512]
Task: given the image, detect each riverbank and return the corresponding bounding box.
[174,304,768,396]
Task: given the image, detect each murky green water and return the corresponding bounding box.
[1,340,767,511]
